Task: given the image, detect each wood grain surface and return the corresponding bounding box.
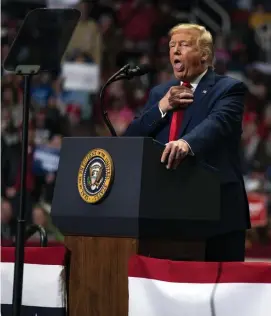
[65,236,205,316]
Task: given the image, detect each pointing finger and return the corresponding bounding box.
[161,143,172,163]
[167,145,177,169]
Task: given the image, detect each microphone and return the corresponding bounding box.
[99,63,151,137]
[125,64,151,79]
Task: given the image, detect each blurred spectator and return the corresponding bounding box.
[88,0,117,22]
[94,80,136,135]
[117,0,158,53]
[1,198,16,242]
[252,130,271,172]
[65,0,102,65]
[249,4,271,30]
[30,203,64,242]
[154,0,180,41]
[107,98,135,136]
[31,73,53,108]
[99,13,122,72]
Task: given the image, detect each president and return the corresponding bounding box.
[125,23,250,262]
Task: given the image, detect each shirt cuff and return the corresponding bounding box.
[181,139,195,156]
[159,106,167,118]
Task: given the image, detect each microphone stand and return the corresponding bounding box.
[99,64,131,137]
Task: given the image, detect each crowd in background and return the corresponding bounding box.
[1,0,271,255]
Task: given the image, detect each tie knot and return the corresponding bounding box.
[182,81,191,88]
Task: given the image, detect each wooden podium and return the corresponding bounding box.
[51,137,220,316]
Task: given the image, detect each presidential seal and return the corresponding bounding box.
[77,148,114,204]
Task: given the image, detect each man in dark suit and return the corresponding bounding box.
[125,23,250,262]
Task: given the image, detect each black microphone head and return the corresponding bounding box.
[135,64,151,76]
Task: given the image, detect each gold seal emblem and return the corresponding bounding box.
[77,148,114,204]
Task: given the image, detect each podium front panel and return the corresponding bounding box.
[52,137,221,239]
[52,137,144,237]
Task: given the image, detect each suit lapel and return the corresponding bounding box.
[179,68,216,137]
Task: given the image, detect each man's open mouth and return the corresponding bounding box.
[173,59,184,71]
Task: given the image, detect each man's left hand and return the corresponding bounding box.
[161,140,189,169]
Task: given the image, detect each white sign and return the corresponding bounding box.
[62,62,100,92]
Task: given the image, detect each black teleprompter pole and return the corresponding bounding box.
[12,74,32,316]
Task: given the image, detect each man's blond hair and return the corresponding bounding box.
[169,23,214,66]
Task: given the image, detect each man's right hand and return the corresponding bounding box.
[159,86,194,114]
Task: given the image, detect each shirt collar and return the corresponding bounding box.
[181,68,208,90]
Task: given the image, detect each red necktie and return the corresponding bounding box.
[169,81,192,141]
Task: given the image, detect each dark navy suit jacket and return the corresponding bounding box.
[125,68,250,236]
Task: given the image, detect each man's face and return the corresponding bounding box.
[169,29,206,81]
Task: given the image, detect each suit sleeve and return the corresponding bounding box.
[181,82,247,157]
[124,88,167,136]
